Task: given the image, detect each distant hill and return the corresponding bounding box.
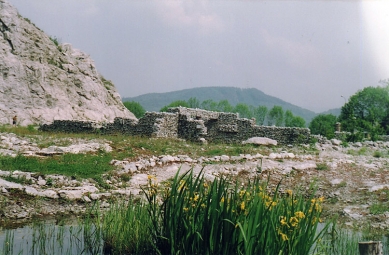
[123,87,317,123]
[319,108,341,117]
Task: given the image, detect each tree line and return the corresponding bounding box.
[125,81,389,141]
[309,81,389,141]
[124,98,306,128]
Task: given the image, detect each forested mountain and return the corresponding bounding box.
[319,108,341,117]
[123,87,317,123]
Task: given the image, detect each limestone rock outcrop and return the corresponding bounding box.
[242,137,278,146]
[0,0,136,125]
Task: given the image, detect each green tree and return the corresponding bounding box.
[284,110,306,128]
[284,110,294,127]
[254,106,268,125]
[187,97,200,108]
[201,99,218,111]
[215,100,233,112]
[309,114,337,139]
[338,86,389,137]
[233,103,253,119]
[160,100,189,112]
[268,106,284,126]
[123,101,146,118]
[290,116,306,128]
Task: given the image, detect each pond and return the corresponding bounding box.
[0,220,104,255]
[2,220,389,255]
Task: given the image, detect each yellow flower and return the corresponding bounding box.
[286,189,293,196]
[318,197,325,203]
[193,194,199,202]
[311,198,316,204]
[240,201,245,211]
[239,190,246,198]
[279,232,289,241]
[311,216,322,225]
[201,203,206,208]
[280,216,288,227]
[289,217,299,227]
[266,200,277,210]
[295,211,305,219]
[183,207,189,212]
[315,203,322,212]
[220,197,225,203]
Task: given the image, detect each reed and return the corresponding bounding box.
[101,200,156,254]
[144,169,332,255]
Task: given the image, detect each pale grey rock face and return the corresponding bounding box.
[242,137,277,146]
[0,0,136,125]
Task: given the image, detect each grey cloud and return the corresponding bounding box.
[7,0,389,112]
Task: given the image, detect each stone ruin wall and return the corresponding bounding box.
[39,107,310,145]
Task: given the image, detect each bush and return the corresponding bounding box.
[316,163,329,171]
[160,100,189,112]
[123,101,146,118]
[27,125,36,132]
[309,114,337,139]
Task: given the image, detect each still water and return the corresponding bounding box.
[0,220,104,255]
[1,220,389,255]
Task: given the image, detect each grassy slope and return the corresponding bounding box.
[0,126,272,179]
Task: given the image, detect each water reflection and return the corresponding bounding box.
[0,221,103,255]
[1,221,389,255]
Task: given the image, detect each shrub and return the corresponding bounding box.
[49,36,59,46]
[373,151,382,158]
[123,101,146,118]
[370,202,388,215]
[309,114,337,139]
[160,100,189,112]
[316,163,329,171]
[358,147,368,155]
[27,125,36,132]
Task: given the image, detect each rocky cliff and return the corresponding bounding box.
[0,0,136,125]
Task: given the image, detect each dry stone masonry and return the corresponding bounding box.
[40,107,311,145]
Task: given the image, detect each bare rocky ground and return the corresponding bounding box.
[1,131,389,234]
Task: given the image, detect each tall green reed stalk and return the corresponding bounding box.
[144,169,332,255]
[0,168,335,255]
[313,224,362,255]
[101,200,156,255]
[1,230,13,255]
[81,206,103,255]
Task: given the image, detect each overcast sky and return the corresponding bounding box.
[7,0,389,113]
